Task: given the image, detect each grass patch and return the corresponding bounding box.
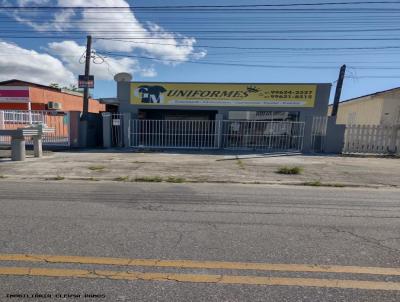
[302,181,345,188]
[276,166,303,175]
[46,175,65,181]
[331,183,346,187]
[113,176,130,182]
[88,165,106,171]
[236,159,245,169]
[88,177,99,181]
[165,176,186,183]
[134,176,163,182]
[0,175,7,179]
[303,180,322,186]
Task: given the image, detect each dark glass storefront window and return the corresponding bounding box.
[139,109,217,121]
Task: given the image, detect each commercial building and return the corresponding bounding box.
[115,74,331,122]
[0,79,105,113]
[328,87,400,125]
[104,73,344,152]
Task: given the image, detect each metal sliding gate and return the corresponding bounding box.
[110,113,124,147]
[311,116,328,152]
[130,119,304,151]
[131,119,218,149]
[222,120,304,151]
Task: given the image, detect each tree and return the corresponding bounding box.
[66,84,80,92]
[48,83,90,96]
[49,83,60,89]
[49,83,82,92]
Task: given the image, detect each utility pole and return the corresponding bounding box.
[331,64,346,117]
[81,35,92,121]
[79,35,92,147]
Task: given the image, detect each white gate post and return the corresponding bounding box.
[28,102,33,124]
[123,112,131,148]
[33,136,43,158]
[65,112,71,147]
[214,114,224,149]
[301,116,314,153]
[0,111,4,129]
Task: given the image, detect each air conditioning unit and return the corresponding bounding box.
[47,102,62,110]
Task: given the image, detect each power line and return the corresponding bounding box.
[98,51,338,69]
[4,9,400,13]
[1,2,400,9]
[3,8,400,14]
[346,75,400,78]
[2,15,400,20]
[3,36,400,41]
[97,39,400,51]
[98,51,400,70]
[4,28,400,33]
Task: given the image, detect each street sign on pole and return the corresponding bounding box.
[78,75,94,89]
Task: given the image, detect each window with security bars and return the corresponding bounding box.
[4,111,44,124]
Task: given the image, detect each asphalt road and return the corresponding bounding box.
[0,181,399,302]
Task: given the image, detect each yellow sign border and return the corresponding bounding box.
[130,83,317,108]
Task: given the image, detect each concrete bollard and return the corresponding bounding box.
[11,138,26,161]
[33,136,43,158]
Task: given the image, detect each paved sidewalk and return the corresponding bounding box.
[0,149,399,187]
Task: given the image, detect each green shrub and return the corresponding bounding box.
[165,176,185,183]
[88,165,106,171]
[113,176,130,182]
[276,166,303,175]
[236,159,245,169]
[134,176,163,182]
[46,175,65,181]
[303,180,322,186]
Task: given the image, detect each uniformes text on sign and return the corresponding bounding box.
[131,83,317,107]
[0,86,29,103]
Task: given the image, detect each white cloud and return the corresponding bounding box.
[10,0,207,63]
[0,40,75,86]
[48,40,139,80]
[12,0,50,5]
[139,67,157,78]
[0,0,208,86]
[2,0,75,32]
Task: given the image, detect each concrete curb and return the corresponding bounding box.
[0,176,398,189]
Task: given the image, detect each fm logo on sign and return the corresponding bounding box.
[135,85,167,104]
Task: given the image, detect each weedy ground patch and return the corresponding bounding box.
[276,166,303,175]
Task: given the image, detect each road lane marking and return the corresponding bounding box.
[0,266,400,291]
[0,253,399,276]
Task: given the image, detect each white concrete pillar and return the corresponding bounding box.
[0,111,5,129]
[33,136,43,158]
[214,114,224,149]
[123,112,131,148]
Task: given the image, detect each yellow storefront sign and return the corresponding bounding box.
[131,83,317,107]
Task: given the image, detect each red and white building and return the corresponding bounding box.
[0,79,105,113]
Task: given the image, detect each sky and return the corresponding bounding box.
[0,0,400,102]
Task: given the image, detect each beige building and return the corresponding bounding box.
[328,87,400,125]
